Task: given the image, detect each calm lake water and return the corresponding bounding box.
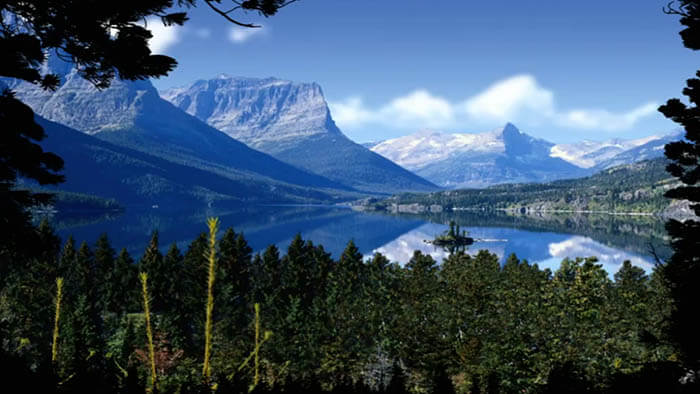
[42,205,670,275]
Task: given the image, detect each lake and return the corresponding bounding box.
[41,205,670,276]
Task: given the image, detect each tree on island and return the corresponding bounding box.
[658,0,700,372]
[0,0,298,256]
[429,221,475,254]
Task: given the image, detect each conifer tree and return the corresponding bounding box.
[281,234,313,305]
[60,242,108,386]
[58,236,76,278]
[162,243,190,348]
[35,219,62,268]
[183,232,209,344]
[93,233,115,314]
[138,231,168,312]
[321,240,372,383]
[107,248,137,314]
[257,244,282,305]
[393,251,449,378]
[658,0,700,369]
[218,228,253,331]
[0,221,62,364]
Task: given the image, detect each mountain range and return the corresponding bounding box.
[370,124,680,188]
[4,59,436,208]
[4,59,680,205]
[160,76,436,194]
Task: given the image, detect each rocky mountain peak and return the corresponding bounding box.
[501,122,520,136]
[5,57,161,134]
[160,75,336,150]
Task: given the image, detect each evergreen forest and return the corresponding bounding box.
[2,0,700,393]
[0,219,690,393]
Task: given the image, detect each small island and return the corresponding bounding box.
[427,221,475,253]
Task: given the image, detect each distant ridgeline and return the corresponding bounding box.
[361,158,691,218]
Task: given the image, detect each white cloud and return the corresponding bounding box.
[329,91,455,129]
[229,25,266,43]
[328,74,658,134]
[328,97,375,127]
[547,236,654,275]
[464,75,555,121]
[142,17,182,54]
[382,90,455,126]
[558,103,658,131]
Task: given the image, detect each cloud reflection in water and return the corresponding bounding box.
[369,223,655,276]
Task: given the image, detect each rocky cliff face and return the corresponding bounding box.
[161,76,438,194]
[162,76,338,153]
[4,60,352,196]
[4,66,159,135]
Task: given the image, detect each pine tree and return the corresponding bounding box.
[138,231,167,312]
[258,244,282,304]
[161,243,190,349]
[105,248,137,314]
[0,220,61,365]
[182,232,209,346]
[58,236,76,278]
[60,242,108,386]
[393,251,449,378]
[281,234,312,305]
[658,0,700,369]
[93,233,115,315]
[320,240,372,384]
[218,228,253,332]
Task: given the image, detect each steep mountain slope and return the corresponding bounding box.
[371,124,587,188]
[23,117,343,207]
[5,65,353,196]
[161,76,438,194]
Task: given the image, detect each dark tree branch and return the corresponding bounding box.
[664,1,687,16]
[648,242,665,267]
[203,0,261,28]
[223,6,243,14]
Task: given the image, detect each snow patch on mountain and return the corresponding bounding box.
[550,135,662,168]
[371,127,507,170]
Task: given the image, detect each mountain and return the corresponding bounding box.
[4,64,367,203]
[550,132,680,169]
[161,76,438,194]
[19,116,346,208]
[371,123,587,188]
[360,141,383,149]
[590,131,682,171]
[368,158,691,218]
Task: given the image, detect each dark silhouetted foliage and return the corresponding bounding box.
[659,0,700,373]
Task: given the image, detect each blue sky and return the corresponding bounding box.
[147,0,696,143]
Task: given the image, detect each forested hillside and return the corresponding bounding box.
[372,159,681,215]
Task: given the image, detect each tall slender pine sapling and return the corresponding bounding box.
[229,302,273,391]
[140,272,157,392]
[51,277,64,363]
[253,302,261,390]
[203,217,220,382]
